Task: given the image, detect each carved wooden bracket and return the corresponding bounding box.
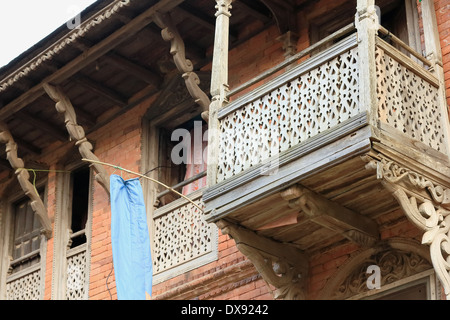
[217,219,308,300]
[0,122,52,238]
[154,12,211,122]
[260,0,298,35]
[280,184,379,247]
[365,156,450,299]
[43,83,110,194]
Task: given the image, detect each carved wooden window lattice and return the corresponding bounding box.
[66,248,87,300]
[217,46,360,182]
[152,190,217,282]
[5,196,44,300]
[375,46,444,152]
[6,268,42,300]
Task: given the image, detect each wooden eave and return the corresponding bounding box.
[0,0,295,169]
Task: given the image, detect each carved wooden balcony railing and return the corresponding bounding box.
[211,25,447,185]
[65,238,89,300]
[152,188,217,284]
[375,36,444,153]
[5,261,43,300]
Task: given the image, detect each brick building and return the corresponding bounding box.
[0,0,449,300]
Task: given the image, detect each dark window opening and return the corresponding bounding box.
[157,115,208,206]
[69,167,90,249]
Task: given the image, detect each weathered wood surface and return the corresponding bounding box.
[0,122,52,238]
[43,84,110,194]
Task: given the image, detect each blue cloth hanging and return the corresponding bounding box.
[110,174,152,300]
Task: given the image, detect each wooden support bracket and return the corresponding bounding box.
[217,219,308,300]
[281,184,379,247]
[365,155,450,299]
[0,122,52,238]
[153,12,211,121]
[43,83,110,194]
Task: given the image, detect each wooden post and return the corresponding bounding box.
[355,0,379,127]
[420,0,450,156]
[207,0,233,187]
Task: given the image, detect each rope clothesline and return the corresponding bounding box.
[81,158,204,212]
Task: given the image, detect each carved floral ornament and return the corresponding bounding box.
[365,156,450,298]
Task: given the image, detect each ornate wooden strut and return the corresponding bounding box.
[43,83,110,194]
[154,12,211,122]
[365,155,450,299]
[217,219,308,300]
[0,122,52,238]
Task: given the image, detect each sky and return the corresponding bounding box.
[0,0,97,67]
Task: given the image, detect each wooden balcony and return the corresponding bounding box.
[202,24,450,254]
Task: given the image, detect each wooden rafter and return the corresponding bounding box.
[102,53,162,85]
[0,122,52,238]
[18,110,67,142]
[0,0,185,121]
[280,184,379,247]
[74,75,128,108]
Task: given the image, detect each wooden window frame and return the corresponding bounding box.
[52,162,93,300]
[0,179,48,300]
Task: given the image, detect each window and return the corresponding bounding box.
[53,163,92,300]
[1,188,47,300]
[142,85,218,284]
[68,167,90,249]
[360,270,440,300]
[157,115,208,206]
[10,195,43,274]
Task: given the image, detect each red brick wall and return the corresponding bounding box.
[435,0,450,112]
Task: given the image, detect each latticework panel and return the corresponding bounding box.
[376,47,444,152]
[66,249,87,300]
[153,194,213,274]
[6,269,42,300]
[217,47,360,182]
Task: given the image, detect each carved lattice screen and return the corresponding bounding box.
[152,189,217,283]
[375,46,444,153]
[217,45,360,182]
[66,247,88,300]
[6,267,42,300]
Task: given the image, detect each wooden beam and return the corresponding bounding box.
[18,111,68,142]
[102,53,162,85]
[237,0,273,24]
[74,75,128,107]
[281,184,379,247]
[0,0,185,120]
[13,137,41,156]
